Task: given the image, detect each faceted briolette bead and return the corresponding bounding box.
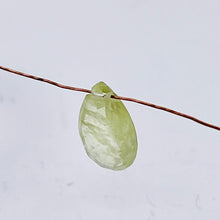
[78,81,137,170]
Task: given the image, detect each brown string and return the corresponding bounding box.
[1,65,219,131]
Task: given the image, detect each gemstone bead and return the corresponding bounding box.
[78,82,137,170]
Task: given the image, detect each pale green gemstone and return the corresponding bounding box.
[78,81,138,170]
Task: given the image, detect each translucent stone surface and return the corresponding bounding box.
[78,81,138,170]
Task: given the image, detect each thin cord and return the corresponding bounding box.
[114,96,220,131]
[1,65,220,131]
[0,65,91,93]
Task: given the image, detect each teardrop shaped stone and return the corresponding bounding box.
[78,81,137,170]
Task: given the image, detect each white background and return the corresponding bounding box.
[1,0,220,219]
